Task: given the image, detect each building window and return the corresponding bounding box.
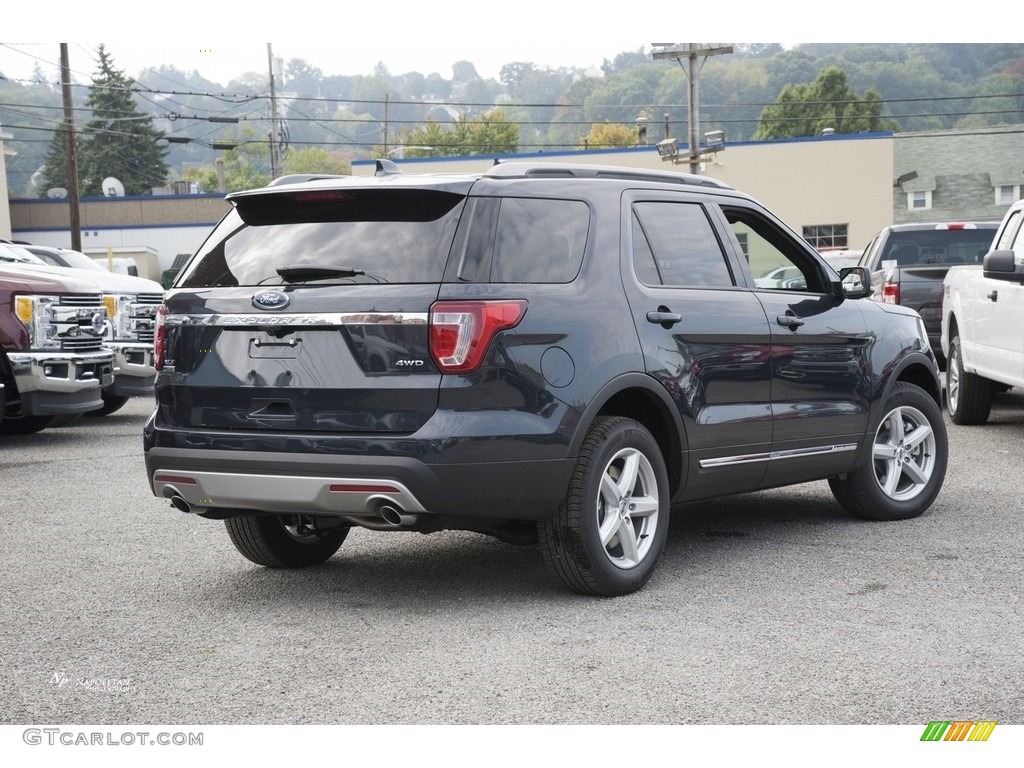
[996,185,1020,205]
[802,224,848,251]
[907,190,932,210]
[734,232,749,258]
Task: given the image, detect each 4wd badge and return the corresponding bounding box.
[251,291,290,310]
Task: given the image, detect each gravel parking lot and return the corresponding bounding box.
[2,393,1022,735]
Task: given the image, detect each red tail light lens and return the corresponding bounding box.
[429,300,527,373]
[154,304,167,370]
[881,282,899,305]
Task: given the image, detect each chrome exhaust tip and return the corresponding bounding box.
[378,503,419,527]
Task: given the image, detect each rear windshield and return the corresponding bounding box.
[178,189,465,287]
[881,227,997,267]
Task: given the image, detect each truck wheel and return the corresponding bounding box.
[0,414,57,435]
[85,393,130,417]
[539,417,669,596]
[829,382,947,521]
[946,334,993,425]
[225,515,349,568]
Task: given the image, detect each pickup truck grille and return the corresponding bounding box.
[57,294,106,352]
[130,294,164,342]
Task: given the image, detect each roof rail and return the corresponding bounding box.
[266,173,349,187]
[485,161,732,189]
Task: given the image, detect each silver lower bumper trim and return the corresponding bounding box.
[151,470,428,517]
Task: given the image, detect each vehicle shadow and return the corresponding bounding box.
[187,485,855,610]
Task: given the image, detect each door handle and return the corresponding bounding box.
[987,291,998,302]
[776,314,805,330]
[646,309,683,327]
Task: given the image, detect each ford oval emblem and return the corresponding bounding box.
[251,291,290,311]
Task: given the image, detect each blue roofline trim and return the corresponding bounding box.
[9,193,228,204]
[12,222,220,234]
[351,131,895,167]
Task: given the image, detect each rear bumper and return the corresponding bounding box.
[144,444,574,521]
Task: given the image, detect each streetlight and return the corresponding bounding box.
[651,43,732,174]
[384,146,436,159]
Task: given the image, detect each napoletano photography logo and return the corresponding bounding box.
[920,721,997,742]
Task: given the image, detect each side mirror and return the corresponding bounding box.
[982,250,1024,282]
[837,266,872,299]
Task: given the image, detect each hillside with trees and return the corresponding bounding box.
[3,43,1023,196]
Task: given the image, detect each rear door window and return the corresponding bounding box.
[631,201,735,287]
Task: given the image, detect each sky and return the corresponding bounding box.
[0,7,998,89]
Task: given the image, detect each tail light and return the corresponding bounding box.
[429,300,527,373]
[153,304,168,370]
[881,282,899,305]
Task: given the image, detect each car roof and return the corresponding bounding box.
[230,160,738,202]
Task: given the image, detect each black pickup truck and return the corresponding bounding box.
[857,221,999,368]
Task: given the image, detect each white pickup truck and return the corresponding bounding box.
[941,199,1024,424]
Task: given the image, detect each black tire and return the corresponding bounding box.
[225,515,349,568]
[539,416,670,596]
[85,392,130,417]
[0,414,57,435]
[946,334,993,425]
[829,382,947,521]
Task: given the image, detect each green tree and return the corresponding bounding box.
[282,147,351,175]
[219,126,272,190]
[393,109,518,157]
[77,45,169,196]
[579,122,636,149]
[754,65,893,139]
[40,125,75,195]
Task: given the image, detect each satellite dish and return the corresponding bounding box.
[102,177,126,197]
[47,188,68,199]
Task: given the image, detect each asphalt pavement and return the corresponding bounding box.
[1,393,1022,727]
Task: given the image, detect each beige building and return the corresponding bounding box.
[352,132,896,254]
[7,127,1023,271]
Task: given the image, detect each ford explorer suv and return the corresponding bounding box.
[144,161,947,596]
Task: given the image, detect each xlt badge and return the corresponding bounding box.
[251,291,290,310]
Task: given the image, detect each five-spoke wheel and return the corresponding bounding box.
[830,382,947,521]
[540,416,670,596]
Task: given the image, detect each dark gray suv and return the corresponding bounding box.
[144,161,947,596]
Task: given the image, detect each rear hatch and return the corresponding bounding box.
[158,180,473,434]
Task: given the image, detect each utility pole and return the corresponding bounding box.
[59,43,82,251]
[382,93,389,157]
[652,44,732,174]
[267,44,282,179]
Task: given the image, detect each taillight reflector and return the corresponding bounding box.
[154,474,197,484]
[881,282,899,305]
[429,300,527,373]
[154,304,168,370]
[330,484,402,493]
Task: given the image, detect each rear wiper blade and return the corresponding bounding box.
[276,266,365,282]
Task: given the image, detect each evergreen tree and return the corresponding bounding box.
[40,125,74,195]
[78,45,169,196]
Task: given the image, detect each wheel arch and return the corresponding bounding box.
[886,355,942,408]
[569,373,686,497]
